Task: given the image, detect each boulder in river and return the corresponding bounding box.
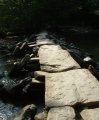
[8,104,37,120]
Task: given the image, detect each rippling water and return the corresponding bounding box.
[0,101,21,119]
[0,53,21,119]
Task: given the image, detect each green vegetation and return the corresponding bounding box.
[0,0,99,36]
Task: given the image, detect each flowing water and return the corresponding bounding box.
[0,33,99,119]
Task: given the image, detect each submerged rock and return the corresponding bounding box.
[8,104,37,120]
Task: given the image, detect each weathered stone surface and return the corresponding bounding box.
[37,39,54,45]
[38,45,80,72]
[45,69,99,107]
[80,108,99,120]
[47,106,75,120]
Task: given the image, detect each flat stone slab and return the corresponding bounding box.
[80,108,99,120]
[38,45,80,72]
[36,38,55,45]
[45,69,99,107]
[47,106,75,120]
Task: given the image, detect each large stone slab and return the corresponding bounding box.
[47,106,75,120]
[45,69,99,107]
[80,108,99,120]
[37,38,55,45]
[38,45,80,72]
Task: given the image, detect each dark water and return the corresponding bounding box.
[66,34,99,62]
[0,34,99,119]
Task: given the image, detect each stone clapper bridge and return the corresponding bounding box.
[4,31,99,120]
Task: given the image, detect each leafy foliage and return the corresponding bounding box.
[0,0,99,35]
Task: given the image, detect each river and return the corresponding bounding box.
[0,33,99,119]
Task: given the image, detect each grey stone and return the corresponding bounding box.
[47,106,75,120]
[8,104,37,120]
[38,45,80,72]
[80,108,99,120]
[45,69,99,107]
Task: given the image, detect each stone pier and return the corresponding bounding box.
[35,31,99,120]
